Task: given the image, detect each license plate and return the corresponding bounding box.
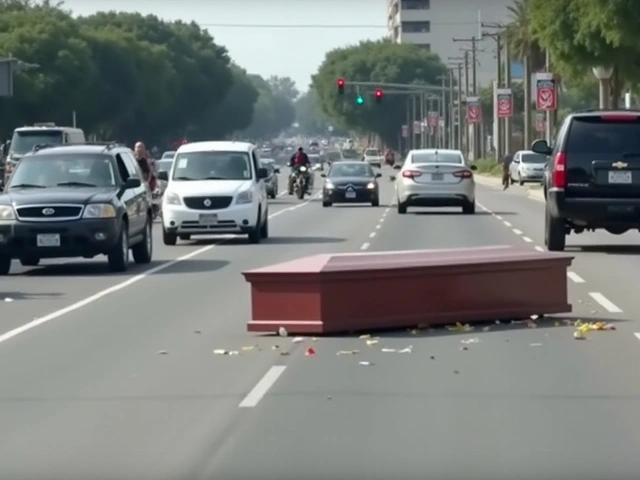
[431,172,444,181]
[37,233,60,247]
[608,170,632,184]
[345,191,356,199]
[199,213,218,225]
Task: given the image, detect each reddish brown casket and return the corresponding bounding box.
[242,245,573,335]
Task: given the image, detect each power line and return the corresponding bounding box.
[196,21,482,28]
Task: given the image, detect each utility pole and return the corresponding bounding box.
[482,29,502,162]
[504,39,512,155]
[448,70,455,149]
[436,74,449,148]
[454,37,480,160]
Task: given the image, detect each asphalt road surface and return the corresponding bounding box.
[1,168,640,480]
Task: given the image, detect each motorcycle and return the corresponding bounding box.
[293,166,308,200]
[385,153,395,167]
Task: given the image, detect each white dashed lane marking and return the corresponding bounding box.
[589,292,623,313]
[534,246,544,252]
[522,236,533,243]
[567,272,585,283]
[361,242,370,250]
[512,228,523,235]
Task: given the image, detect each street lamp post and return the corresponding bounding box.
[592,66,614,109]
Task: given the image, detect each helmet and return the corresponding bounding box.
[297,147,304,152]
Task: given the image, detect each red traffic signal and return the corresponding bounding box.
[337,78,345,94]
[375,89,383,103]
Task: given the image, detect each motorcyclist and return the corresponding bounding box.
[384,148,395,166]
[288,147,311,194]
[502,152,513,190]
[134,141,158,192]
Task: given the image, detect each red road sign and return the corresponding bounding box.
[536,74,557,111]
[466,103,481,124]
[496,93,513,118]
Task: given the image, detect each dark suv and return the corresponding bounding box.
[0,142,153,274]
[533,110,640,251]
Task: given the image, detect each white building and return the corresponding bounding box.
[387,0,517,87]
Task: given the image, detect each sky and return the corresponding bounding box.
[62,0,388,92]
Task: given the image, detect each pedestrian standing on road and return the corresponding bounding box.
[502,153,514,190]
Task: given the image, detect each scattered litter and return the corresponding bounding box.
[359,334,371,339]
[279,350,290,356]
[430,355,435,360]
[460,346,468,351]
[365,339,379,346]
[527,321,538,329]
[337,350,360,355]
[482,326,491,332]
[327,395,332,400]
[573,321,615,339]
[213,349,226,355]
[398,346,413,353]
[278,327,288,337]
[529,343,543,347]
[4,298,13,302]
[292,337,304,344]
[241,345,258,351]
[305,347,316,356]
[312,337,318,342]
[495,320,501,325]
[453,370,459,374]
[381,348,397,353]
[213,349,240,355]
[271,345,280,350]
[157,350,168,355]
[408,329,419,335]
[194,330,201,334]
[530,314,540,320]
[460,338,479,345]
[554,322,561,327]
[228,351,240,356]
[591,310,598,314]
[359,361,374,366]
[573,331,586,340]
[447,322,474,332]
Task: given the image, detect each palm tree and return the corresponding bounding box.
[505,0,546,146]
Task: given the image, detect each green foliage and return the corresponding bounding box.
[267,76,299,101]
[473,158,503,177]
[0,0,292,146]
[243,75,295,140]
[313,39,448,146]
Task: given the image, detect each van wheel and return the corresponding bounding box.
[132,217,153,264]
[518,174,524,186]
[19,257,40,267]
[260,214,269,239]
[0,254,11,275]
[248,209,262,244]
[397,201,407,214]
[108,225,129,272]
[462,200,475,214]
[545,207,566,251]
[163,228,177,246]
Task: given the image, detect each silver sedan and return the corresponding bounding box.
[391,149,477,214]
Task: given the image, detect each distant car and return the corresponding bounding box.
[363,148,383,168]
[323,150,344,165]
[260,159,279,199]
[0,142,153,274]
[392,149,477,214]
[161,151,176,160]
[158,141,269,244]
[509,150,547,185]
[308,153,324,171]
[321,161,381,207]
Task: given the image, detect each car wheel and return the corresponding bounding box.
[19,257,40,267]
[132,217,153,264]
[260,213,269,239]
[371,198,380,207]
[108,224,129,272]
[397,201,407,214]
[248,209,262,244]
[269,192,276,199]
[163,227,177,246]
[0,254,11,275]
[462,200,475,214]
[544,206,566,251]
[322,201,332,207]
[179,234,191,240]
[518,174,524,186]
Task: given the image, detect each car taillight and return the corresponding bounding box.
[453,170,473,178]
[402,170,422,179]
[552,152,566,188]
[601,114,638,121]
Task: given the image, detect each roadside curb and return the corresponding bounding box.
[527,188,545,203]
[475,174,502,188]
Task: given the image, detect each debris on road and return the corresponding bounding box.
[365,339,379,346]
[529,343,543,347]
[381,346,413,353]
[573,320,615,339]
[482,326,491,332]
[278,327,288,337]
[4,297,13,302]
[279,350,290,356]
[447,323,474,332]
[460,346,468,351]
[194,330,201,334]
[359,361,374,366]
[337,350,360,355]
[573,331,586,340]
[408,329,419,335]
[305,347,316,356]
[157,350,168,355]
[460,338,479,345]
[359,334,372,339]
[213,349,240,355]
[381,348,396,353]
[312,337,318,342]
[453,370,459,374]
[271,345,280,350]
[430,355,435,360]
[241,345,259,351]
[292,337,304,343]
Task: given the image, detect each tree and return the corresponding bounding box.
[313,39,448,146]
[268,76,299,101]
[242,75,295,139]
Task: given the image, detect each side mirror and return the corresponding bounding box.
[469,165,477,171]
[531,139,552,155]
[125,177,141,189]
[257,167,269,179]
[375,173,382,178]
[389,175,396,181]
[393,164,401,170]
[320,173,326,177]
[274,167,280,173]
[157,170,169,181]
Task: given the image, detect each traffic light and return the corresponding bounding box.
[356,95,364,105]
[337,78,345,95]
[375,89,383,103]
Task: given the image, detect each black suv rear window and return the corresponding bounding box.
[566,117,640,154]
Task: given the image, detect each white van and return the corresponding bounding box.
[3,123,86,183]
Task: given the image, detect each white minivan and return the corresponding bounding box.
[159,141,270,244]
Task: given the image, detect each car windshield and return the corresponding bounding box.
[412,152,463,164]
[156,160,173,172]
[365,149,380,156]
[10,130,64,156]
[260,161,274,173]
[8,154,117,189]
[329,163,373,177]
[161,151,175,159]
[521,153,547,164]
[172,151,252,181]
[566,117,640,155]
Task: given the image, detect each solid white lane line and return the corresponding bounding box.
[589,292,622,313]
[369,232,376,238]
[512,228,523,235]
[361,242,370,250]
[503,221,512,227]
[534,246,544,252]
[239,366,287,408]
[495,215,503,220]
[633,333,640,342]
[567,272,585,283]
[522,236,533,242]
[0,207,305,346]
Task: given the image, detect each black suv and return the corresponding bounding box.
[0,142,153,274]
[533,110,640,251]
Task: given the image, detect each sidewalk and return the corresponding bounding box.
[476,174,545,203]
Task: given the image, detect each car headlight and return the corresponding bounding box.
[82,203,116,219]
[164,191,182,205]
[299,166,307,172]
[0,205,15,220]
[367,182,376,189]
[236,189,253,204]
[325,181,334,189]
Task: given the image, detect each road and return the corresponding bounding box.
[1,168,640,480]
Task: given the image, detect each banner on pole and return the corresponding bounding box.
[535,73,557,111]
[427,111,439,128]
[495,88,513,118]
[466,97,482,124]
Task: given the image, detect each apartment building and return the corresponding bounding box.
[387,0,516,86]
